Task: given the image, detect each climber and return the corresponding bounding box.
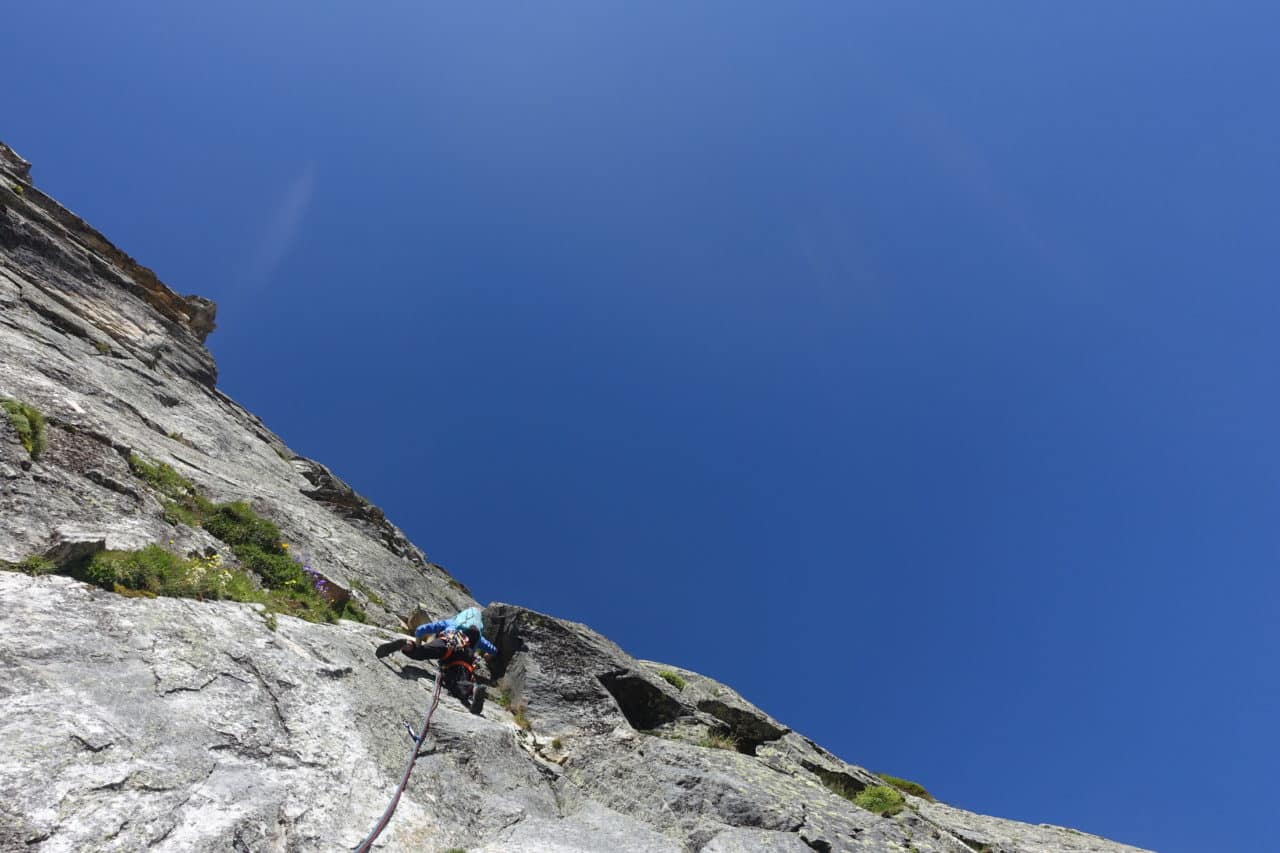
[376,607,495,711]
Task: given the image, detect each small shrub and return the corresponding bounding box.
[204,501,284,551]
[2,398,47,459]
[853,785,905,817]
[511,703,531,730]
[877,772,935,802]
[264,613,278,631]
[162,490,206,524]
[16,555,56,575]
[127,453,196,498]
[93,339,111,355]
[350,579,385,607]
[119,461,360,624]
[340,599,367,622]
[658,670,686,690]
[551,737,563,750]
[699,730,740,752]
[814,770,864,804]
[233,543,307,588]
[76,545,253,602]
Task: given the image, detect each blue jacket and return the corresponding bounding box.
[414,619,497,656]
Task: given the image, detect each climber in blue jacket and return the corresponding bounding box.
[376,607,494,711]
[414,612,498,657]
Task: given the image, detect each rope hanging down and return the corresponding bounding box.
[354,672,445,853]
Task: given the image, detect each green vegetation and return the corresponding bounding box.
[126,453,214,529]
[813,770,867,805]
[350,578,385,607]
[698,730,740,752]
[551,737,563,751]
[123,456,363,623]
[93,339,111,355]
[127,452,194,496]
[658,670,686,690]
[68,544,363,624]
[877,772,934,802]
[853,785,905,817]
[495,685,531,729]
[2,398,47,459]
[75,546,256,602]
[264,613,278,632]
[16,555,57,575]
[0,555,57,575]
[206,501,307,587]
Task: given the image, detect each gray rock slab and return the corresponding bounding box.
[473,801,685,853]
[915,800,1156,853]
[702,827,815,853]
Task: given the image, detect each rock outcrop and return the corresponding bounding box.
[0,145,1154,852]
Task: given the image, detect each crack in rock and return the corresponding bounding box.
[70,733,114,753]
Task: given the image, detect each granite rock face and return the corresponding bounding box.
[0,145,1155,852]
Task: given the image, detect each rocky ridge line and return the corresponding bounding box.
[0,143,1155,853]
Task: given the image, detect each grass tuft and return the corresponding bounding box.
[2,398,47,459]
[1,555,58,576]
[658,670,686,690]
[75,546,257,602]
[17,555,57,575]
[128,453,197,499]
[122,458,364,624]
[877,772,935,802]
[698,730,740,752]
[350,578,386,607]
[853,785,905,817]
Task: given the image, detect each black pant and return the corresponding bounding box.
[401,638,452,662]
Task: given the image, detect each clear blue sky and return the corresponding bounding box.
[5,3,1277,850]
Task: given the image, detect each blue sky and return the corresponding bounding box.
[5,3,1278,850]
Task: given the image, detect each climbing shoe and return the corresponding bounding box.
[470,685,486,715]
[376,638,408,658]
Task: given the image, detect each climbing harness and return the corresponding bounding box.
[441,647,476,674]
[353,671,445,853]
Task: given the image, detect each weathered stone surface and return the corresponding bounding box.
[0,141,32,183]
[703,827,816,853]
[0,573,559,852]
[914,801,1155,853]
[0,143,1156,852]
[472,801,685,853]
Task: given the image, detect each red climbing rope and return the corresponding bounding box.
[354,672,445,853]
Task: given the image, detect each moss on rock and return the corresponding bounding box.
[2,398,47,459]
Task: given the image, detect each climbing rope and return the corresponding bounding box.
[353,671,445,853]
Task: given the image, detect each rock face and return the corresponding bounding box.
[0,145,1155,852]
